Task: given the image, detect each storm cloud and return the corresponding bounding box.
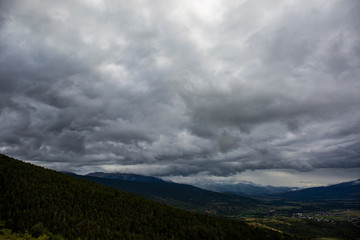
[1,0,359,181]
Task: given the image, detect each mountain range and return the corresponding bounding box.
[86,172,166,183]
[1,153,359,240]
[68,171,360,218]
[69,172,263,217]
[199,182,300,197]
[271,178,360,200]
[78,171,360,201]
[0,154,299,240]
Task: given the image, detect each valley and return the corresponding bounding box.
[71,170,360,239]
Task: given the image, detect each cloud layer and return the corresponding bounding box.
[1,0,359,178]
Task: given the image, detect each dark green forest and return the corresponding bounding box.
[0,154,302,240]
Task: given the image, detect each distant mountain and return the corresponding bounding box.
[272,179,360,200]
[0,154,300,240]
[201,182,299,197]
[86,172,166,183]
[70,173,264,217]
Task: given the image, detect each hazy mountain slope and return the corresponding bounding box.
[0,154,300,240]
[86,172,166,183]
[272,179,360,200]
[202,182,298,197]
[72,173,262,217]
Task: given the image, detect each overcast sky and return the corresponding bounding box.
[1,0,359,187]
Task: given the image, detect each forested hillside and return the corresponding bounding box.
[0,154,301,240]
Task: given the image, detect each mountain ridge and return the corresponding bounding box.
[271,178,360,200]
[70,173,262,217]
[200,182,300,197]
[86,172,166,183]
[81,171,301,197]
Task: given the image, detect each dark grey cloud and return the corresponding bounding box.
[0,0,359,184]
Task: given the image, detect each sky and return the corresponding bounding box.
[0,0,359,187]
